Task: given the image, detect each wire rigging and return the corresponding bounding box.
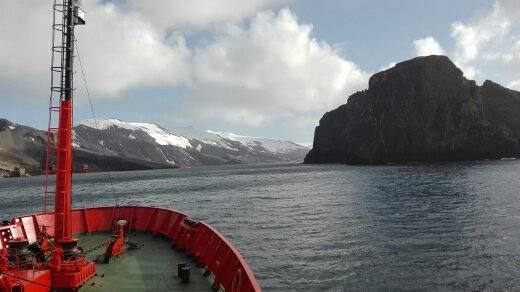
[75,39,118,207]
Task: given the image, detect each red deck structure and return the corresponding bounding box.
[0,206,261,292]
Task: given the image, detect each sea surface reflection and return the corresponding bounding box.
[1,161,520,290]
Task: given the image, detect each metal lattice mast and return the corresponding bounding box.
[44,0,67,213]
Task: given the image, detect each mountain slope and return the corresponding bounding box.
[76,119,309,168]
[305,55,520,164]
[0,119,47,176]
[0,118,309,176]
[0,118,173,177]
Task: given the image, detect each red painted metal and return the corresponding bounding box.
[51,259,96,290]
[54,99,73,243]
[0,248,7,273]
[48,95,96,290]
[1,206,262,292]
[51,246,63,272]
[104,225,125,258]
[0,270,52,292]
[0,237,51,291]
[37,226,50,253]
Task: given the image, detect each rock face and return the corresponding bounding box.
[0,118,48,176]
[305,55,520,164]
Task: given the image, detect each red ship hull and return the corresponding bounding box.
[0,206,261,292]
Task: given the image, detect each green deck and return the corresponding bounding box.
[76,232,212,291]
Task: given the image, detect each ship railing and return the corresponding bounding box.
[6,206,262,292]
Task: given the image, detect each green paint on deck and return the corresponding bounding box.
[76,232,212,291]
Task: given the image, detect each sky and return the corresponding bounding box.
[0,0,519,143]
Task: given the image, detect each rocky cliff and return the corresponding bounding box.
[305,55,520,164]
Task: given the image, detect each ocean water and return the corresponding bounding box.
[1,161,520,291]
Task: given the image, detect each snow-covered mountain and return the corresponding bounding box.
[0,117,309,177]
[0,118,170,177]
[74,118,309,168]
[206,131,305,154]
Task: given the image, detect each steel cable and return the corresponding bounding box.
[74,40,119,207]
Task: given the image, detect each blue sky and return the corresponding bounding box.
[1,0,518,143]
[292,0,492,71]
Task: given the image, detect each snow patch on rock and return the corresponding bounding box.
[208,131,304,154]
[157,146,175,165]
[80,118,192,149]
[173,127,238,151]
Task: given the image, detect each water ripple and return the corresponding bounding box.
[2,161,520,290]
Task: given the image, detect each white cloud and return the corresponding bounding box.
[412,1,520,81]
[0,1,191,101]
[76,2,192,97]
[413,37,445,56]
[176,9,369,127]
[380,62,397,71]
[449,0,520,80]
[0,1,51,100]
[460,65,478,80]
[0,2,368,138]
[509,80,520,90]
[125,0,288,30]
[451,0,518,64]
[0,0,288,101]
[499,40,520,74]
[0,0,369,140]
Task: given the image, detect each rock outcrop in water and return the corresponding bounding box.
[305,55,520,164]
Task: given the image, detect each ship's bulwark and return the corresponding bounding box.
[0,206,261,292]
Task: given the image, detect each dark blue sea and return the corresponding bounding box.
[2,161,520,291]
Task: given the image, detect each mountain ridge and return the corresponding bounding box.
[0,118,309,177]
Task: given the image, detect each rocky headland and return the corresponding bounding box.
[305,55,520,164]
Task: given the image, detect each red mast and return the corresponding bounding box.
[54,99,73,242]
[54,0,76,248]
[47,0,96,289]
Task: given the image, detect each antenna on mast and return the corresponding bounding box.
[74,0,86,25]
